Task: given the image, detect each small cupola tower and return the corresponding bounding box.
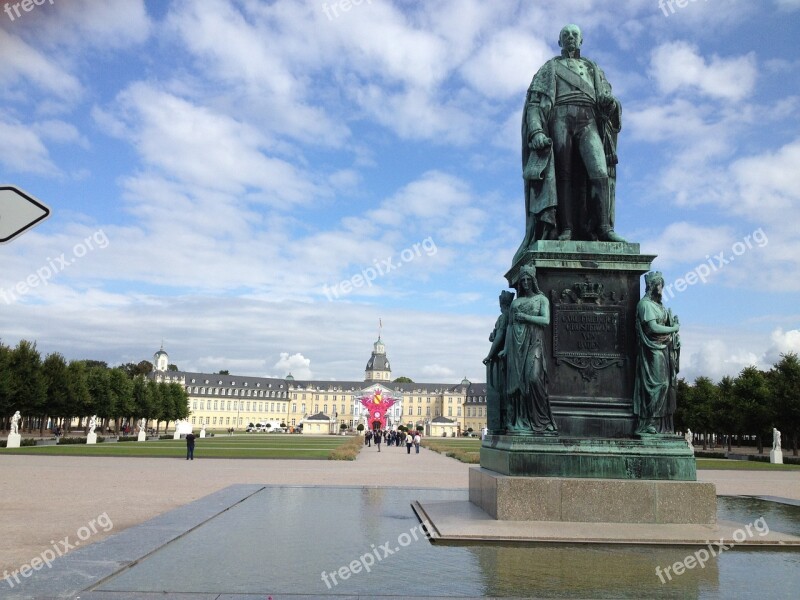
[153,344,169,373]
[364,336,392,382]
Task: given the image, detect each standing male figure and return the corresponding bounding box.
[515,23,626,261]
[186,431,196,460]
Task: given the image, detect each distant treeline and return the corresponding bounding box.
[675,353,800,455]
[0,340,189,434]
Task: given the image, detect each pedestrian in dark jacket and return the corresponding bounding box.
[186,432,196,460]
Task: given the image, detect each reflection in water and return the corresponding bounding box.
[97,487,800,598]
[471,543,717,599]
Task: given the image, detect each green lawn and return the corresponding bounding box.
[696,458,800,471]
[0,434,356,460]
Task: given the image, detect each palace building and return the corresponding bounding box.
[152,337,488,436]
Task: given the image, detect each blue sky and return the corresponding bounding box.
[1,0,799,384]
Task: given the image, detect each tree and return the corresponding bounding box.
[42,352,70,431]
[218,370,230,375]
[87,366,113,430]
[120,361,153,378]
[108,368,134,432]
[356,423,364,432]
[689,377,718,449]
[81,360,108,369]
[167,383,189,422]
[132,376,153,427]
[66,361,92,429]
[8,340,46,433]
[0,342,12,429]
[167,364,179,371]
[770,352,800,456]
[733,366,773,454]
[712,376,739,452]
[393,376,413,383]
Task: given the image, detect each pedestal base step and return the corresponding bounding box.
[469,467,716,523]
[412,499,800,546]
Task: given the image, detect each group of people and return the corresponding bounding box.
[364,429,421,454]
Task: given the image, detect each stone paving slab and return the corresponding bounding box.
[2,485,264,600]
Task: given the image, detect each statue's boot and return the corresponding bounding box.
[592,177,627,243]
[556,178,573,240]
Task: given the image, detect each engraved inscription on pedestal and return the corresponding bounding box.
[552,280,625,381]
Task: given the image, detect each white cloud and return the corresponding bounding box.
[765,329,800,363]
[683,338,763,382]
[640,222,734,267]
[0,119,59,175]
[461,29,551,99]
[649,41,756,101]
[274,352,312,380]
[422,364,456,379]
[96,83,322,206]
[0,29,82,100]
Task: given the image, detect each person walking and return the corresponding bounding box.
[413,431,421,454]
[365,430,372,447]
[375,430,382,452]
[186,431,196,460]
[406,432,413,454]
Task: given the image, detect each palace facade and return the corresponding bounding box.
[152,338,488,436]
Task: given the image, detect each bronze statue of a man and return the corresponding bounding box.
[633,271,680,435]
[515,24,625,262]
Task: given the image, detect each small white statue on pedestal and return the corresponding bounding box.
[7,411,22,448]
[11,411,21,434]
[685,428,694,453]
[87,415,98,444]
[200,422,207,438]
[137,418,147,442]
[770,427,783,464]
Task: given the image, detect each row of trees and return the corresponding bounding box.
[675,353,800,455]
[0,340,189,435]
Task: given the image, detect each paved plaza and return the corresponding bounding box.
[2,440,799,598]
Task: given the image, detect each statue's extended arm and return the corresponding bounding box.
[526,90,552,151]
[643,319,678,335]
[484,317,508,363]
[514,297,550,327]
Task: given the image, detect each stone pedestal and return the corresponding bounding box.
[86,433,97,445]
[507,241,655,438]
[770,449,784,464]
[173,431,181,440]
[6,433,21,448]
[481,434,696,480]
[137,430,146,442]
[200,430,206,438]
[469,467,716,524]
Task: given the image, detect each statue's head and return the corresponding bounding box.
[644,271,665,296]
[515,264,540,295]
[559,24,583,54]
[499,290,515,309]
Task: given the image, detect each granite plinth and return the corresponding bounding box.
[770,449,784,464]
[137,431,146,442]
[6,433,21,448]
[87,432,97,444]
[481,434,697,480]
[469,468,716,524]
